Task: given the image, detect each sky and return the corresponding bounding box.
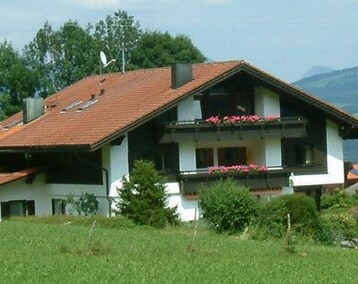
[1,0,358,82]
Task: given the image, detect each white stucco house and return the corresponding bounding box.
[1,61,358,221]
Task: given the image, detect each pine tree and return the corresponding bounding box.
[117,160,178,228]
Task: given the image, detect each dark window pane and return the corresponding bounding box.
[196,148,214,168]
[26,200,35,216]
[218,147,246,166]
[52,199,65,215]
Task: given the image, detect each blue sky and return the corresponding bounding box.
[1,0,358,82]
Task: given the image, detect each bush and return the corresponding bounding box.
[199,179,258,233]
[116,160,179,228]
[254,198,288,239]
[321,190,353,209]
[65,193,99,216]
[254,194,321,240]
[321,211,357,241]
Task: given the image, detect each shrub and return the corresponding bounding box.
[65,193,99,216]
[321,190,352,209]
[199,179,258,233]
[320,211,357,241]
[116,160,179,228]
[254,198,288,239]
[254,194,321,240]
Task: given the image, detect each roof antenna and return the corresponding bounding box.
[100,51,116,74]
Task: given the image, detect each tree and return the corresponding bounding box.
[25,21,98,96]
[0,41,39,117]
[129,31,206,69]
[1,9,206,120]
[92,9,142,73]
[24,10,143,97]
[116,160,178,228]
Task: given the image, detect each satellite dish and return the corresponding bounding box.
[100,51,116,68]
[100,51,107,66]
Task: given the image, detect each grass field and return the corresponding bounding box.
[0,218,357,283]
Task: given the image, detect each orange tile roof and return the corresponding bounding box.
[0,167,44,185]
[0,61,243,150]
[0,60,357,151]
[347,164,358,180]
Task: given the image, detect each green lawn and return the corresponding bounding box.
[0,220,357,283]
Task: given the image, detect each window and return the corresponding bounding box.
[218,147,246,166]
[153,144,179,174]
[52,199,66,215]
[196,147,247,168]
[196,148,214,168]
[1,200,35,219]
[296,144,314,166]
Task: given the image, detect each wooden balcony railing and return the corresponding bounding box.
[160,117,307,143]
[178,167,291,196]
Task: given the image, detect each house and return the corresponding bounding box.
[347,164,358,186]
[1,61,358,221]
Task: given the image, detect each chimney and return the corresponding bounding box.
[171,63,193,89]
[22,98,44,124]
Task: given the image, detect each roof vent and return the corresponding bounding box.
[171,63,193,89]
[22,98,44,124]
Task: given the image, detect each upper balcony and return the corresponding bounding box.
[160,116,307,143]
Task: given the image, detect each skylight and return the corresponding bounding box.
[4,119,22,129]
[77,99,99,111]
[61,100,82,112]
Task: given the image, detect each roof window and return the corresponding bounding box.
[77,99,99,111]
[4,119,22,129]
[61,100,82,112]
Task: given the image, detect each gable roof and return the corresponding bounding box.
[0,60,358,152]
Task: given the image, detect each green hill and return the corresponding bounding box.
[293,67,358,163]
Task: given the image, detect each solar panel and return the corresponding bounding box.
[350,168,358,176]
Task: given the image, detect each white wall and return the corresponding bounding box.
[165,182,200,221]
[179,141,196,171]
[0,173,109,218]
[254,86,280,116]
[104,135,129,197]
[178,96,195,121]
[254,87,282,168]
[292,119,345,186]
[264,138,282,167]
[0,176,50,216]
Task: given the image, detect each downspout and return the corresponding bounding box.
[102,167,111,217]
[74,155,112,217]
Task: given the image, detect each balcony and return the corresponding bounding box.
[160,116,307,143]
[178,167,291,196]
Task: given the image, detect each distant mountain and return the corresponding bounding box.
[293,67,358,163]
[302,65,334,78]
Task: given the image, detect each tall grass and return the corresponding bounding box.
[0,218,357,283]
